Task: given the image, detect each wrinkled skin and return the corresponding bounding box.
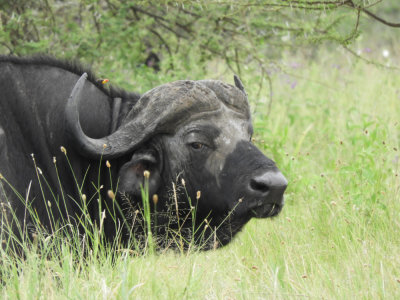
[117,103,287,249]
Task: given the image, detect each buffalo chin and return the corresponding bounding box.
[251,202,284,219]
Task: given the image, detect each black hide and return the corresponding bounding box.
[0,56,287,250]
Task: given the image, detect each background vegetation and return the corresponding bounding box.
[1,0,400,298]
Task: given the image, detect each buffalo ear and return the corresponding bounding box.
[118,151,161,200]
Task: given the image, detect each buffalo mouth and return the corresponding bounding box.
[250,200,284,218]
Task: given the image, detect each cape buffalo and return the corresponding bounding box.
[0,56,287,250]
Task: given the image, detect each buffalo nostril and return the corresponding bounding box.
[250,178,270,194]
[249,171,288,196]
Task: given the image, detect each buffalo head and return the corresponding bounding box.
[66,74,287,249]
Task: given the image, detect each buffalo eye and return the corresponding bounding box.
[190,142,205,150]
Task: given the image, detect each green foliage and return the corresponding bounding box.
[1,0,397,92]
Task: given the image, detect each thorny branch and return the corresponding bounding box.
[123,1,397,112]
[1,0,398,114]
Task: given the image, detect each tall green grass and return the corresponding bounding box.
[1,50,400,299]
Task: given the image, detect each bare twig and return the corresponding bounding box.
[346,0,400,28]
[131,5,193,35]
[149,28,174,69]
[361,7,400,28]
[343,7,361,44]
[265,72,273,117]
[343,46,400,71]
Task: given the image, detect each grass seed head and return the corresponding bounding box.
[196,191,201,200]
[60,146,67,155]
[53,156,56,164]
[103,144,107,149]
[106,160,111,168]
[143,170,150,179]
[47,200,51,208]
[181,178,186,187]
[152,194,159,205]
[82,194,87,202]
[0,173,3,180]
[107,190,115,200]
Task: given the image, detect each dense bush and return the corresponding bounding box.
[1,1,398,91]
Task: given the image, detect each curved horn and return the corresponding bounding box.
[233,75,247,96]
[66,78,223,159]
[65,73,114,156]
